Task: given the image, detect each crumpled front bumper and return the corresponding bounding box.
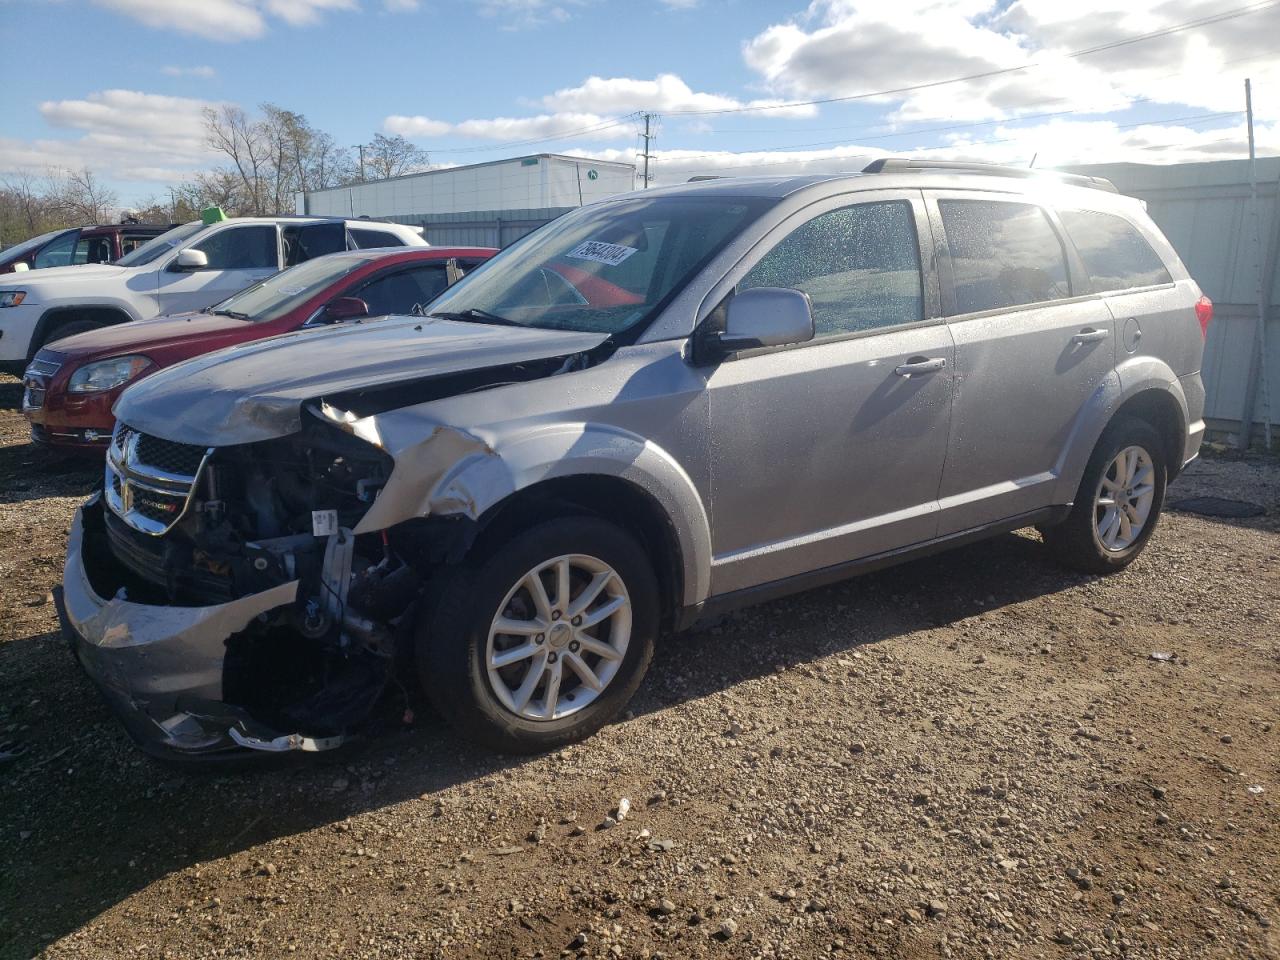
[59,495,312,760]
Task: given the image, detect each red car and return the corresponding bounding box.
[23,246,496,451]
[1,222,173,273]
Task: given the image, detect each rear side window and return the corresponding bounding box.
[938,199,1069,315]
[350,228,404,249]
[741,200,923,337]
[1060,209,1172,293]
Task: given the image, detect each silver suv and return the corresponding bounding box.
[59,159,1209,759]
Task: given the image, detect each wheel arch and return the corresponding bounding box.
[354,420,713,613]
[466,475,686,630]
[33,304,136,356]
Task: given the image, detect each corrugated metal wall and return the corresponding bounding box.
[299,155,635,219]
[1067,159,1280,435]
[382,207,576,248]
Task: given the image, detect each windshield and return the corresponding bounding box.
[116,221,205,267]
[426,195,768,336]
[210,253,372,321]
[1,229,72,263]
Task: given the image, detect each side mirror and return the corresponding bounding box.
[173,249,209,271]
[321,296,369,323]
[719,286,815,353]
[12,262,29,273]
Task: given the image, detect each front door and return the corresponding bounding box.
[928,193,1116,534]
[154,223,281,316]
[705,192,956,596]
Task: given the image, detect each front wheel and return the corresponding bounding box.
[1045,416,1167,574]
[417,516,658,753]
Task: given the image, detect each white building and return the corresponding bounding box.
[297,154,637,248]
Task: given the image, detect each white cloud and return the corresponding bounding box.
[384,111,632,141]
[741,0,1280,124]
[540,73,818,118]
[1,89,219,187]
[91,0,358,40]
[477,0,574,29]
[384,115,454,137]
[162,64,217,78]
[565,118,1280,184]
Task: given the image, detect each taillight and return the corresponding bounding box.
[1194,295,1213,339]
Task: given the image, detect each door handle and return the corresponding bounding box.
[1071,328,1109,344]
[894,356,947,377]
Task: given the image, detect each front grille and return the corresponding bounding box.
[104,422,210,535]
[136,433,207,477]
[25,357,61,377]
[22,380,46,410]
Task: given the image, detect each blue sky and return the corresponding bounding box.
[1,0,1276,206]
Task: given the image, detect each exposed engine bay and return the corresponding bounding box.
[77,409,477,756]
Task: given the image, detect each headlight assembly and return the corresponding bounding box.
[0,290,26,308]
[67,355,155,394]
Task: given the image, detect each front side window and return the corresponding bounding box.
[357,265,449,315]
[33,230,80,269]
[117,221,205,267]
[425,196,768,335]
[741,200,923,337]
[1060,209,1172,293]
[939,199,1070,315]
[194,225,278,270]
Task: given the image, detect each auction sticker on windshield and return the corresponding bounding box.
[566,240,638,267]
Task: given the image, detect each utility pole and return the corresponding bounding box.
[1238,77,1274,450]
[640,113,657,188]
[358,144,367,183]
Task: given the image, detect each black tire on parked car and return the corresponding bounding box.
[416,515,659,753]
[1045,416,1168,574]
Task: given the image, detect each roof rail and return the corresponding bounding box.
[861,158,1118,193]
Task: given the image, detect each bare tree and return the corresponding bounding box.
[204,104,270,215]
[0,171,57,242]
[364,133,429,181]
[45,168,118,223]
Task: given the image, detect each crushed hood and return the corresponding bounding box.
[113,316,609,446]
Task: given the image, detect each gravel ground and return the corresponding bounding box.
[0,372,1277,960]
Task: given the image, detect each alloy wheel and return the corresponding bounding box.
[485,553,632,721]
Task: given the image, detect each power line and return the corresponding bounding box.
[662,0,1279,117]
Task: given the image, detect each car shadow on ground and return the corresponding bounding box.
[0,528,1091,957]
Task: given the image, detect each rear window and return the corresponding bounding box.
[939,199,1070,315]
[1060,209,1172,293]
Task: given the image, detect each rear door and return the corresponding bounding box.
[285,221,348,266]
[929,192,1116,534]
[153,223,281,315]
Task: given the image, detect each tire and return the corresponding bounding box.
[38,319,104,351]
[1045,416,1167,574]
[417,516,659,753]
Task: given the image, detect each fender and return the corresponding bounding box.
[354,419,714,608]
[1051,355,1189,504]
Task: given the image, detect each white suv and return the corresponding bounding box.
[0,216,425,370]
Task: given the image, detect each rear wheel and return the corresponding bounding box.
[1045,416,1167,574]
[417,516,658,753]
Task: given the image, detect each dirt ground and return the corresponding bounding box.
[0,371,1277,960]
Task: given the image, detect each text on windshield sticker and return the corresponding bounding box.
[566,240,638,267]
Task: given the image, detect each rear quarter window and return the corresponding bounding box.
[1059,209,1172,293]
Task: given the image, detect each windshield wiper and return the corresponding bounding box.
[212,309,252,320]
[431,308,521,327]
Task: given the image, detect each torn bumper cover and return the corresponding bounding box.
[59,496,344,759]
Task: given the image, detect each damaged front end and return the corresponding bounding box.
[61,412,445,760]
